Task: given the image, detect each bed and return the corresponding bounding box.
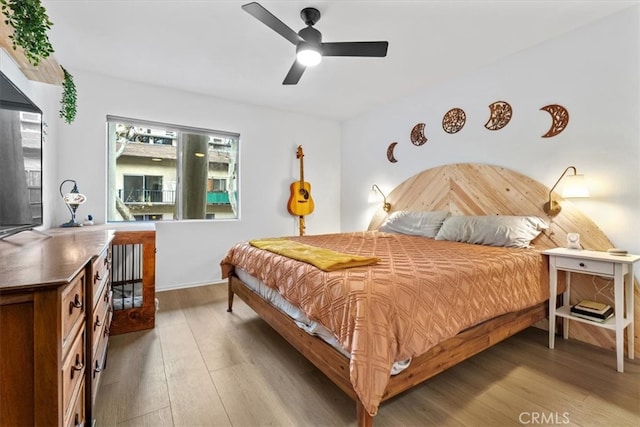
[221,163,621,426]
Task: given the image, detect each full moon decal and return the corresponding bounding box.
[442,108,466,134]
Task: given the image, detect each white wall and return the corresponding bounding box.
[54,71,341,290]
[341,7,640,256]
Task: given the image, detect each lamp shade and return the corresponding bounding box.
[296,43,322,66]
[63,192,87,206]
[561,174,589,198]
[368,188,381,203]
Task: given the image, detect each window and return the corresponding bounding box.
[107,116,239,222]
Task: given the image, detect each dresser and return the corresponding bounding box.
[0,229,114,426]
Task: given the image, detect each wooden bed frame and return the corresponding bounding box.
[228,275,546,426]
[225,163,625,426]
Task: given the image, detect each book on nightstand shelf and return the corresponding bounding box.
[570,300,614,322]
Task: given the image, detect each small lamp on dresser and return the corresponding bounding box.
[60,179,87,227]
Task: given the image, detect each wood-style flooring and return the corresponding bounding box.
[95,283,640,426]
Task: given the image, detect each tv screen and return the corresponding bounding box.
[0,70,43,239]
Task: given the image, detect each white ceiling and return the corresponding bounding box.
[42,0,635,121]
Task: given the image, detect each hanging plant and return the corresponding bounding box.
[0,0,54,66]
[59,66,77,124]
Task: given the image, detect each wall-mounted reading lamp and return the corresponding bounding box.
[369,184,391,212]
[543,166,589,217]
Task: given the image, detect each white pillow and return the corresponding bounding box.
[379,210,450,238]
[434,215,548,248]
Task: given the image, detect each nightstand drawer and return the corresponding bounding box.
[555,256,613,276]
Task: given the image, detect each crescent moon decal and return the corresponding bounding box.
[386,142,398,163]
[442,108,466,134]
[540,104,569,138]
[484,101,513,131]
[410,123,428,146]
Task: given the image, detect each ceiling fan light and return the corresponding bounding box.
[296,44,322,66]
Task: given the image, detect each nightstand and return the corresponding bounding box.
[543,247,640,372]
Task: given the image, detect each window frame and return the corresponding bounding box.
[106,115,240,222]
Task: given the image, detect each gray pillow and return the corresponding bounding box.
[379,210,450,238]
[435,215,548,248]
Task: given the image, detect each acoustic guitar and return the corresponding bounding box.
[287,145,315,218]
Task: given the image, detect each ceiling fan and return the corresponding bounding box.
[242,2,389,85]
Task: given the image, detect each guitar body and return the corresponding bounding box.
[287,180,315,216]
[287,145,315,221]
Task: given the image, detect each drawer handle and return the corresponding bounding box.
[71,354,84,379]
[94,316,103,330]
[94,359,105,378]
[105,256,111,266]
[74,413,84,427]
[69,294,83,312]
[579,262,586,267]
[94,272,102,283]
[104,326,110,337]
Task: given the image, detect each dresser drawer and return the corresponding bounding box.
[92,247,111,304]
[92,286,112,352]
[90,330,110,403]
[64,380,85,427]
[555,256,614,276]
[62,328,85,417]
[61,271,86,350]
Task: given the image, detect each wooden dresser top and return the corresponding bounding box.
[0,229,114,292]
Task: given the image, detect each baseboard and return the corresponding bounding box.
[157,279,226,292]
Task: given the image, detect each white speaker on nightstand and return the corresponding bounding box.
[567,233,581,249]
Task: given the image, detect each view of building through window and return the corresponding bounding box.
[106,117,239,222]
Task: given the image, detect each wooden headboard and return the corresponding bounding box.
[368,163,637,357]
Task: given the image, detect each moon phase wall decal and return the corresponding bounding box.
[442,108,466,134]
[484,101,513,131]
[540,104,569,138]
[410,123,428,146]
[386,142,398,163]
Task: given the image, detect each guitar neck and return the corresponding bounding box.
[297,146,305,183]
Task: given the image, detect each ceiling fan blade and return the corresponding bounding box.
[283,60,306,85]
[242,2,304,45]
[321,41,389,57]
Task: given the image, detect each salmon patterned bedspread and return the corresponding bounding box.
[220,231,548,416]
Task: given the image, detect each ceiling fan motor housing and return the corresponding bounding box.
[300,7,321,26]
[298,26,322,44]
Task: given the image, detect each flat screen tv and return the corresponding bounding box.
[0,70,43,239]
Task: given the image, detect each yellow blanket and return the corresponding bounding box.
[249,238,380,272]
